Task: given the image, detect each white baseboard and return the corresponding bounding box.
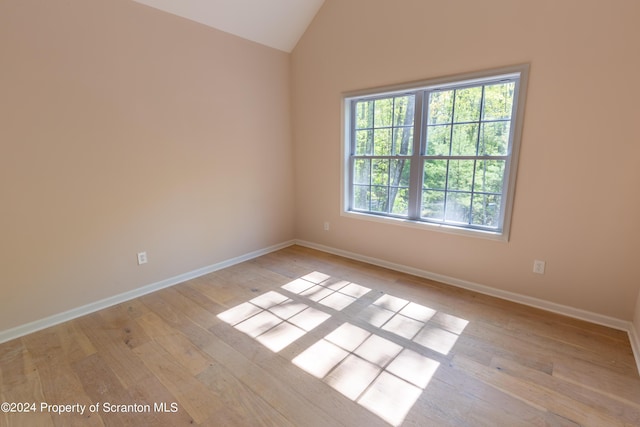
[295,239,640,374]
[0,240,295,344]
[630,324,640,376]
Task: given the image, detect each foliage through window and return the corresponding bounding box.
[344,66,528,238]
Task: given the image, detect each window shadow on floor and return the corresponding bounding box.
[217,271,469,426]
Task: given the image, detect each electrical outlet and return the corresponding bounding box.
[533,260,545,274]
[137,251,148,265]
[323,221,330,231]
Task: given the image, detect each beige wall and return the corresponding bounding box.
[0,0,294,331]
[291,0,640,320]
[635,292,640,336]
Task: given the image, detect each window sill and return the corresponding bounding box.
[341,210,508,242]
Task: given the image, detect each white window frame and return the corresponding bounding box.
[341,64,529,241]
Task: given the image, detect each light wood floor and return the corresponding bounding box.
[1,245,639,426]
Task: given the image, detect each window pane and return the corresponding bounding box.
[482,82,515,121]
[453,87,482,123]
[422,190,445,220]
[390,159,410,187]
[374,98,393,127]
[423,159,447,189]
[393,126,413,156]
[447,160,474,191]
[480,121,509,156]
[445,192,471,223]
[354,159,371,185]
[355,100,374,129]
[473,160,505,194]
[355,130,373,155]
[426,125,451,156]
[371,186,389,213]
[451,123,479,156]
[472,194,501,228]
[393,95,415,127]
[391,187,409,216]
[373,128,392,156]
[372,159,389,186]
[428,90,453,124]
[353,185,370,210]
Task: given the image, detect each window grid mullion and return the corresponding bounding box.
[439,89,460,221]
[388,97,396,214]
[468,85,486,225]
[423,155,509,160]
[349,100,356,212]
[419,89,431,221]
[407,91,424,220]
[369,99,376,211]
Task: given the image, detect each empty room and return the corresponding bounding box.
[1,0,639,425]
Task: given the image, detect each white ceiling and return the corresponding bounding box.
[132,0,325,53]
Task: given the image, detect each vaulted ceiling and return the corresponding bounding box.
[132,0,325,52]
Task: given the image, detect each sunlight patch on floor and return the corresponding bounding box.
[325,354,381,400]
[293,322,441,426]
[217,271,469,426]
[217,290,331,353]
[363,294,469,355]
[282,273,372,312]
[291,340,349,378]
[359,371,423,426]
[256,321,306,352]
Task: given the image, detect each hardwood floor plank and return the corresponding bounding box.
[138,291,222,356]
[427,367,583,427]
[132,341,222,424]
[135,311,212,377]
[452,354,629,426]
[489,356,640,424]
[140,288,300,426]
[71,353,140,427]
[97,305,153,350]
[462,318,633,377]
[50,322,97,364]
[505,316,637,371]
[126,373,198,426]
[196,363,295,427]
[75,313,154,388]
[553,359,640,409]
[21,330,101,427]
[410,376,550,427]
[159,286,221,330]
[251,248,321,279]
[209,321,389,427]
[199,329,343,426]
[0,340,55,427]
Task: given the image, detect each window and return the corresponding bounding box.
[343,65,528,240]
